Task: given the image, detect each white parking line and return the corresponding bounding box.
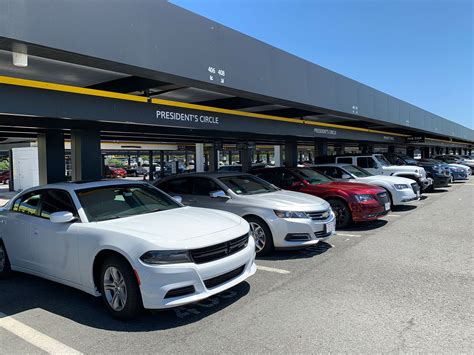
[335,233,362,237]
[0,312,81,355]
[256,265,290,274]
[387,214,401,217]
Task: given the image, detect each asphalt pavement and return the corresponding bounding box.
[0,178,472,353]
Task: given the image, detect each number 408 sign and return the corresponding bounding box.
[208,66,226,84]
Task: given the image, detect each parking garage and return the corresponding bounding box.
[0,0,472,191]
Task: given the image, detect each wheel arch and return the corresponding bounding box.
[92,248,136,293]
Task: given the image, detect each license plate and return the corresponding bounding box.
[385,202,391,211]
[325,220,336,234]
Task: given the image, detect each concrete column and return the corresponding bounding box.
[240,148,253,172]
[274,146,282,167]
[148,151,155,181]
[388,145,395,153]
[71,129,102,181]
[421,147,430,159]
[195,143,205,172]
[284,142,298,168]
[37,130,66,185]
[315,140,328,157]
[208,144,218,172]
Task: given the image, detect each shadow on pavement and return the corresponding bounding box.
[258,241,333,261]
[424,188,449,193]
[391,205,417,212]
[338,219,388,232]
[0,273,250,331]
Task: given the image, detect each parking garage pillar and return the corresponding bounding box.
[37,130,66,185]
[208,143,219,172]
[315,140,328,157]
[284,142,298,168]
[241,148,253,172]
[71,129,102,181]
[274,146,283,167]
[195,143,205,172]
[388,145,396,153]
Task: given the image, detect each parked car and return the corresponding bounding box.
[250,167,390,229]
[0,180,256,319]
[104,166,127,179]
[155,172,336,255]
[447,163,471,181]
[455,155,474,169]
[416,159,451,189]
[383,152,418,166]
[314,154,432,191]
[433,155,463,165]
[0,170,10,184]
[125,166,148,177]
[312,164,419,206]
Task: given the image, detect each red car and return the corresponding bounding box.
[104,166,127,178]
[0,170,10,184]
[251,167,390,228]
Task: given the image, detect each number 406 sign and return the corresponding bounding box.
[208,66,226,84]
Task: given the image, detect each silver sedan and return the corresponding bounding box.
[155,173,336,255]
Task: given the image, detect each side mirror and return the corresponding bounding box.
[50,211,76,224]
[173,196,183,204]
[209,190,230,199]
[341,173,352,179]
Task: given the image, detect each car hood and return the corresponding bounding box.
[237,190,329,211]
[449,163,470,170]
[88,207,247,249]
[382,165,422,172]
[354,175,415,186]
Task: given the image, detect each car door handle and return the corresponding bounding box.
[32,228,39,236]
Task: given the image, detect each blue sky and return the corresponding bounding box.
[171,0,473,129]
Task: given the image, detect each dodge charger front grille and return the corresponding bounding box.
[189,234,249,264]
[204,265,245,289]
[306,209,331,220]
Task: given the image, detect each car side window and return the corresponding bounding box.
[254,171,276,184]
[325,167,343,179]
[337,157,353,164]
[357,157,375,168]
[40,190,78,219]
[158,178,191,195]
[280,172,297,188]
[12,191,42,216]
[191,178,220,196]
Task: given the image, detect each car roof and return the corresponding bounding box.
[312,163,351,168]
[156,171,254,183]
[18,179,149,194]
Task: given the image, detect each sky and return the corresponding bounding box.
[171,0,473,129]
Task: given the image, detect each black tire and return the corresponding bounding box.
[99,255,143,320]
[244,216,274,256]
[327,199,352,229]
[0,240,12,279]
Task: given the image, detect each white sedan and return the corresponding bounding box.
[313,164,420,206]
[0,180,256,319]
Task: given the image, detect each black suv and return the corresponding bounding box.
[416,159,451,189]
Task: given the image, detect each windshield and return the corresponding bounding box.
[219,175,278,195]
[343,165,373,177]
[374,154,391,166]
[76,184,180,222]
[296,168,333,184]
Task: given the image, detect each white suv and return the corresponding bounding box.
[323,154,432,191]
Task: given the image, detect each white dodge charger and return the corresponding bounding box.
[0,180,256,319]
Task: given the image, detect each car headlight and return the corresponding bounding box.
[393,184,409,190]
[433,165,443,173]
[140,250,191,264]
[274,210,309,218]
[354,194,376,202]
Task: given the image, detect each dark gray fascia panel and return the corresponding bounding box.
[0,0,472,142]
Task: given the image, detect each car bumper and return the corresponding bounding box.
[392,188,419,205]
[432,176,451,188]
[268,214,336,249]
[351,202,389,222]
[419,177,433,191]
[137,239,256,309]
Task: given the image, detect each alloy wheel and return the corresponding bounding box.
[103,266,128,312]
[249,222,266,252]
